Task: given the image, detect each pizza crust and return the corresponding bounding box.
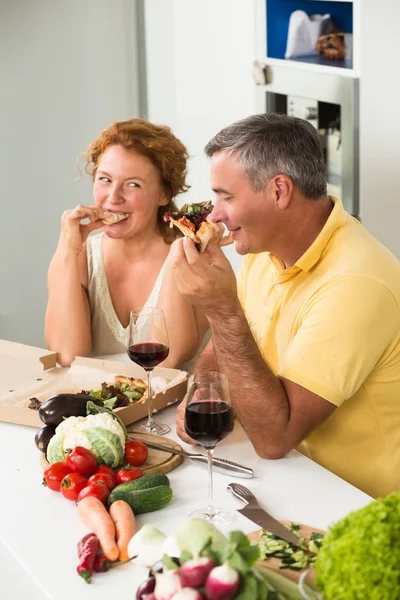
[102,212,130,225]
[167,217,233,252]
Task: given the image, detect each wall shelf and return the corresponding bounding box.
[265,56,358,78]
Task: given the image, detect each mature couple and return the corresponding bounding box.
[46,114,400,499]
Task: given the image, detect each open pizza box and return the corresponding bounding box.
[0,339,188,428]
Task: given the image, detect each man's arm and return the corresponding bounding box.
[172,239,335,454]
[207,309,335,458]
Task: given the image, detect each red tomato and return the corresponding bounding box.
[96,465,117,478]
[66,446,97,476]
[60,473,88,501]
[116,467,143,485]
[78,482,110,504]
[88,472,117,490]
[124,440,148,466]
[43,462,72,492]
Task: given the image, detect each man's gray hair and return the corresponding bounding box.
[204,113,327,199]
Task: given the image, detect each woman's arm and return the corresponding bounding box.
[45,205,106,366]
[157,256,209,368]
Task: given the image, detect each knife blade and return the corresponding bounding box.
[130,436,253,478]
[237,506,300,546]
[227,482,300,546]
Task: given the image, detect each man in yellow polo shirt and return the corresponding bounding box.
[171,113,400,499]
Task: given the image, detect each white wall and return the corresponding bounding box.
[359,0,400,257]
[144,0,257,271]
[0,0,141,347]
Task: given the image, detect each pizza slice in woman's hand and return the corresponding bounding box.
[164,201,233,252]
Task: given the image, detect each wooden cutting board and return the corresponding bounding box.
[248,521,325,587]
[40,431,183,475]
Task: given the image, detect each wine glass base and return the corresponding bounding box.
[189,507,235,526]
[139,421,171,435]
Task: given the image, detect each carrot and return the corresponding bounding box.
[109,500,136,561]
[77,496,119,561]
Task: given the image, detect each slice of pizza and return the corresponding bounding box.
[164,201,233,252]
[102,212,130,225]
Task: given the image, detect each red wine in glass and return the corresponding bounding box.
[185,400,233,448]
[127,307,170,435]
[128,342,169,370]
[184,371,234,525]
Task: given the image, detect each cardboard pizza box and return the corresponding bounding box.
[0,339,187,428]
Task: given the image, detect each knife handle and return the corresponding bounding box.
[189,455,253,478]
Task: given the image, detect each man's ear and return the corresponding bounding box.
[271,175,293,210]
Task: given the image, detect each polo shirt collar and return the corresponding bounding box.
[269,196,348,274]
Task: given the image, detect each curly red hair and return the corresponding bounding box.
[81,118,189,242]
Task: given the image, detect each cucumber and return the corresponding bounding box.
[110,472,170,496]
[109,485,173,514]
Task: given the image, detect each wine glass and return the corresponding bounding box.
[127,307,170,435]
[184,371,234,525]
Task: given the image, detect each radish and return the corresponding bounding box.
[205,563,240,600]
[154,570,182,600]
[180,557,215,588]
[171,589,203,600]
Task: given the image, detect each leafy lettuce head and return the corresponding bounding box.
[315,492,400,599]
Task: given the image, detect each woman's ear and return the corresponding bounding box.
[158,191,170,207]
[271,175,293,210]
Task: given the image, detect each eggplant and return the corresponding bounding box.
[34,424,56,453]
[38,393,103,426]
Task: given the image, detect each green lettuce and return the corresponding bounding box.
[316,492,400,599]
[83,427,124,468]
[46,433,65,464]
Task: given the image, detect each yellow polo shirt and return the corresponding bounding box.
[237,197,400,498]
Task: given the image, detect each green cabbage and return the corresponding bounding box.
[315,492,400,599]
[46,412,125,467]
[83,427,124,469]
[46,434,66,464]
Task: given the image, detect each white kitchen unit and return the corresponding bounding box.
[254,0,400,257]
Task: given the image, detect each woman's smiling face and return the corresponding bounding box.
[93,144,169,239]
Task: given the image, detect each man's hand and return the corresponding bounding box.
[176,397,198,445]
[170,237,240,317]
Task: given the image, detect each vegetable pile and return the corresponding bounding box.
[80,377,147,409]
[133,518,290,600]
[258,522,324,571]
[315,492,400,599]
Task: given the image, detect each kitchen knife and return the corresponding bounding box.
[227,482,300,546]
[130,436,253,478]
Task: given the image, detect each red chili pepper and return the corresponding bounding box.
[77,533,99,583]
[93,552,135,572]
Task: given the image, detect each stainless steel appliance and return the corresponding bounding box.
[255,65,359,217]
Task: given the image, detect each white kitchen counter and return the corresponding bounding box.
[0,404,371,600]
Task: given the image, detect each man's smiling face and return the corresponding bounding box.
[207,150,279,256]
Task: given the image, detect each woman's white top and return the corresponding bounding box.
[86,233,167,357]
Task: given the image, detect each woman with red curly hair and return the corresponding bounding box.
[45,119,208,367]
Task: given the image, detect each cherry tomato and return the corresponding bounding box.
[116,467,143,485]
[96,465,117,479]
[43,462,72,492]
[78,482,110,504]
[60,472,88,501]
[66,446,97,476]
[88,472,117,490]
[124,440,148,466]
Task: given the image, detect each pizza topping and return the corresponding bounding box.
[164,201,213,228]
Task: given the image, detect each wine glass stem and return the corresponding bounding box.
[146,369,154,427]
[206,448,216,517]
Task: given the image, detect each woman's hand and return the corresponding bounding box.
[58,204,108,255]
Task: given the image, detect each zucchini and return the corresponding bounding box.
[109,484,173,514]
[110,472,170,496]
